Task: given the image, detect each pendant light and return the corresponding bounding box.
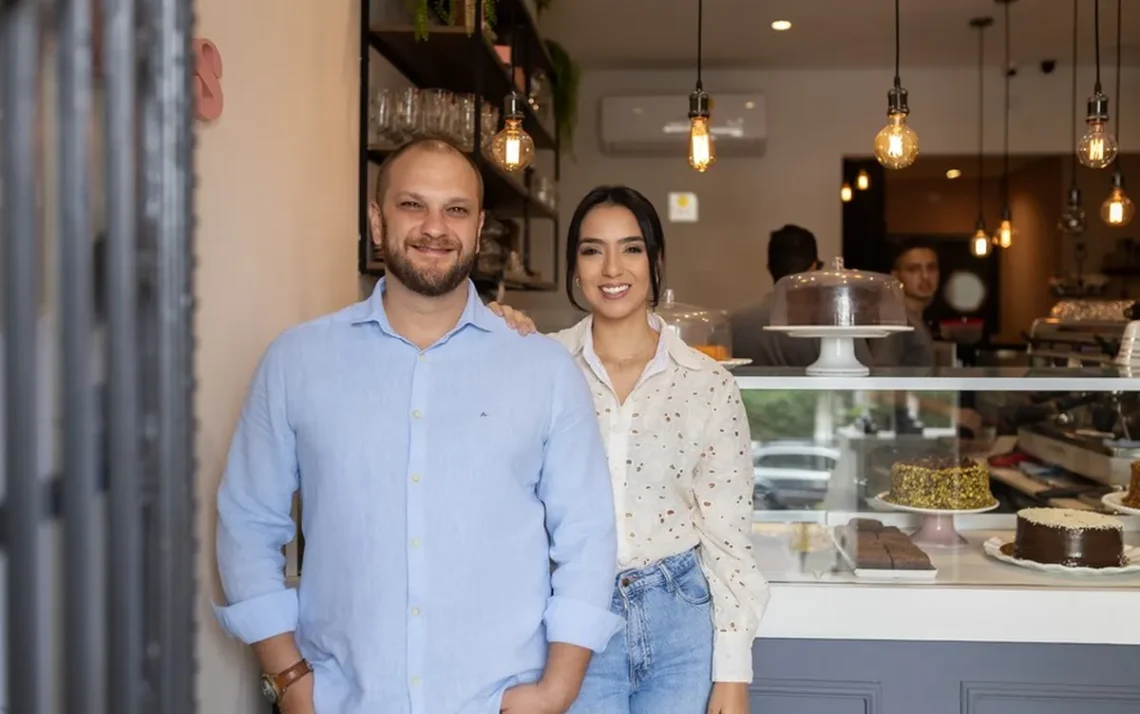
[1078,0,1119,169]
[1058,0,1087,236]
[873,0,919,169]
[490,31,535,172]
[993,0,1014,249]
[687,0,714,172]
[840,182,853,202]
[855,169,871,190]
[1100,0,1135,226]
[969,16,993,258]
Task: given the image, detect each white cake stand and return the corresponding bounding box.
[871,491,1000,548]
[762,325,913,376]
[1102,491,1140,515]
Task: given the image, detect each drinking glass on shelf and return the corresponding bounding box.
[390,87,420,145]
[370,87,394,147]
[452,93,476,152]
[419,88,453,138]
[480,102,499,155]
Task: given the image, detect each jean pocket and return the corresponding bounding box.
[671,566,712,606]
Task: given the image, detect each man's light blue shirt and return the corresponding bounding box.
[214,279,623,714]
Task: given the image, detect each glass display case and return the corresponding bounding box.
[736,366,1140,593]
[654,287,733,361]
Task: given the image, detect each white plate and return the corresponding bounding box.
[718,358,753,370]
[872,491,1000,515]
[763,325,913,339]
[1102,491,1140,515]
[982,537,1140,576]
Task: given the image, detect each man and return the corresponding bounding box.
[870,236,938,368]
[214,138,622,714]
[730,224,871,367]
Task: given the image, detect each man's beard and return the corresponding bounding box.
[381,222,477,298]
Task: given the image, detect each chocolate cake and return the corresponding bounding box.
[1122,461,1140,508]
[886,455,995,510]
[1001,507,1125,569]
[782,284,887,326]
[835,518,934,571]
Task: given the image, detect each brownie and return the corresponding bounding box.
[854,546,893,570]
[884,542,934,569]
[849,518,884,532]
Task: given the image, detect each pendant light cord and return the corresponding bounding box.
[1114,0,1123,172]
[1094,0,1102,92]
[977,22,985,220]
[893,0,901,88]
[1002,0,1011,206]
[1069,0,1079,187]
[696,0,703,90]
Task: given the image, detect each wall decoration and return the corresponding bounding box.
[192,38,224,122]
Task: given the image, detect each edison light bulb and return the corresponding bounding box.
[840,183,853,202]
[688,115,714,172]
[489,94,535,172]
[875,112,919,169]
[1101,175,1135,227]
[687,88,714,172]
[1077,94,1119,169]
[970,223,991,258]
[993,216,1013,249]
[855,170,870,191]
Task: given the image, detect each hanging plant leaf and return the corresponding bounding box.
[545,39,579,156]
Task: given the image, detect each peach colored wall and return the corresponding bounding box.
[193,0,359,712]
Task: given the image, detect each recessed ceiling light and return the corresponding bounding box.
[771,20,792,31]
[946,169,962,179]
[744,100,755,109]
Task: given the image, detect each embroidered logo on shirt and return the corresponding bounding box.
[480,412,488,417]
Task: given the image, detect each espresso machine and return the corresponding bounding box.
[1017,299,1140,487]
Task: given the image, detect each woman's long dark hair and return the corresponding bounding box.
[564,185,666,311]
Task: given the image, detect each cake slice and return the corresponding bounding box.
[1122,461,1140,508]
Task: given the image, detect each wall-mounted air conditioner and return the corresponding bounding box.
[598,93,767,157]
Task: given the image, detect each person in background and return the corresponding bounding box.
[870,236,939,368]
[490,185,769,714]
[872,236,984,434]
[729,224,823,366]
[213,138,622,714]
[729,225,872,368]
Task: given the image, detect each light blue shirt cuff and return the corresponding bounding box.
[543,595,625,653]
[212,588,299,645]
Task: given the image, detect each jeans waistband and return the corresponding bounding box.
[615,549,698,596]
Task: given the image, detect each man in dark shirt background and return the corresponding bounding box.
[730,225,824,367]
[870,236,939,368]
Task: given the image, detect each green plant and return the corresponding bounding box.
[544,39,579,155]
[413,0,497,41]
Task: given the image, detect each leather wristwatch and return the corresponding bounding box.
[260,659,313,704]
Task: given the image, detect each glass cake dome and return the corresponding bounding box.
[655,287,732,361]
[769,257,908,328]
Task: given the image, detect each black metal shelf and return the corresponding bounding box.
[367,147,556,220]
[358,1,562,291]
[368,24,556,150]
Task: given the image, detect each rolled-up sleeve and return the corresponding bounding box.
[538,352,624,652]
[213,335,302,644]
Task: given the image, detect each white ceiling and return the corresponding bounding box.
[538,0,1140,70]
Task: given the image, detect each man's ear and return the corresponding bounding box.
[369,201,383,246]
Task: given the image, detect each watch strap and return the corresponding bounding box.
[268,659,312,700]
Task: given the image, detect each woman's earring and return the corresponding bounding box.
[574,277,581,287]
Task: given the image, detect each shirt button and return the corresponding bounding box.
[411,473,421,483]
[412,409,422,419]
[418,353,426,361]
[410,538,420,548]
[411,676,421,686]
[411,607,421,616]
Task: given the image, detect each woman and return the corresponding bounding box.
[491,186,769,714]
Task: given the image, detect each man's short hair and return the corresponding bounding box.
[891,235,939,269]
[767,224,819,281]
[373,136,485,207]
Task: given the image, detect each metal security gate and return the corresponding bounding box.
[1,1,197,713]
